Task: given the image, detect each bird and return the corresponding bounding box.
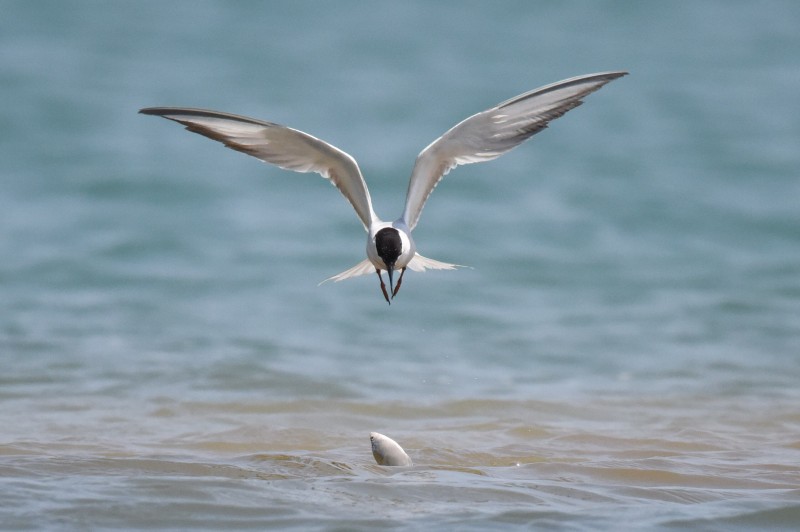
[140,71,626,304]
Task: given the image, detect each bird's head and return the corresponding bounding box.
[375,227,403,291]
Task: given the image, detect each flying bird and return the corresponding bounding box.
[140,71,626,304]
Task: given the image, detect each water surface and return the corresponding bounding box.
[2,1,799,529]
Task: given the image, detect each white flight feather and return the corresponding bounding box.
[137,108,377,230]
[401,71,627,230]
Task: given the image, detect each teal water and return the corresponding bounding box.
[2,1,799,529]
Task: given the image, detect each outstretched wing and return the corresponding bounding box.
[139,108,377,230]
[401,71,627,230]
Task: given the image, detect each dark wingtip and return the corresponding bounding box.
[139,107,186,117]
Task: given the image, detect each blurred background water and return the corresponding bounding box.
[2,1,799,529]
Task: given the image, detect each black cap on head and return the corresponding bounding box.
[375,228,402,270]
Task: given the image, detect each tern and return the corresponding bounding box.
[140,71,626,304]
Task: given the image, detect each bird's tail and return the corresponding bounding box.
[320,259,375,284]
[320,253,463,285]
[406,252,463,272]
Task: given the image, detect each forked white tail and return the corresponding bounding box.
[321,253,463,284]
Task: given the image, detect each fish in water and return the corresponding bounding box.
[370,432,412,466]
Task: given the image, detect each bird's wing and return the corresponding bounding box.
[139,108,377,230]
[401,71,627,230]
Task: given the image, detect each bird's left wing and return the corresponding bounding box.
[401,71,627,230]
[139,108,377,230]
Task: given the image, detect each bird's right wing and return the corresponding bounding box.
[139,108,377,230]
[401,71,627,230]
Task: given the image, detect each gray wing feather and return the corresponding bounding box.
[139,108,377,230]
[401,71,627,230]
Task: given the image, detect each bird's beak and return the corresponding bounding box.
[386,265,395,295]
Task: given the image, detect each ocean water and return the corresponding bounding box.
[2,1,799,529]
